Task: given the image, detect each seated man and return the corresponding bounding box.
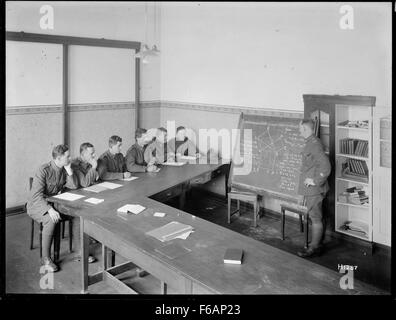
[71,142,100,263]
[168,126,201,160]
[71,142,99,188]
[98,135,131,180]
[144,127,173,164]
[27,144,78,272]
[126,128,158,172]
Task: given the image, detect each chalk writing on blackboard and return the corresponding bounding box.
[232,115,305,200]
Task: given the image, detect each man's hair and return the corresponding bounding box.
[80,142,94,154]
[300,119,315,131]
[176,126,186,133]
[158,127,167,133]
[109,135,122,147]
[52,144,69,159]
[135,128,147,139]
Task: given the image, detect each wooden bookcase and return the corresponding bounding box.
[334,104,373,241]
[303,95,376,243]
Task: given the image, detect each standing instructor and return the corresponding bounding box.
[297,119,331,258]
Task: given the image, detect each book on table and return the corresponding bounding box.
[146,221,194,242]
[223,248,244,265]
[117,204,146,214]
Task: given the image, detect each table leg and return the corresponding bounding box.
[184,278,193,294]
[161,281,167,294]
[281,208,285,240]
[227,197,231,224]
[225,165,230,200]
[80,217,89,294]
[305,215,309,249]
[102,245,108,271]
[253,201,257,228]
[106,249,116,268]
[179,185,187,210]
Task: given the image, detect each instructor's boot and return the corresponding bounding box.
[41,257,59,272]
[297,246,323,258]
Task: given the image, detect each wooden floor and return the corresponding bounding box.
[5,188,390,294]
[182,189,391,293]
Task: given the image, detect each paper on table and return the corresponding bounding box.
[117,204,146,214]
[96,182,123,189]
[154,212,166,217]
[53,192,85,201]
[84,184,108,193]
[84,198,104,204]
[162,162,185,166]
[174,230,194,240]
[122,176,139,181]
[179,155,197,160]
[146,221,193,242]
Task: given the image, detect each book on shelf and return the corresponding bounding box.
[340,220,368,237]
[338,185,369,205]
[339,138,368,157]
[338,120,369,129]
[341,159,369,182]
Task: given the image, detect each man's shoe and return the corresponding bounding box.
[41,257,59,272]
[297,246,323,258]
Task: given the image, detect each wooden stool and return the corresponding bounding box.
[280,203,309,249]
[227,190,260,227]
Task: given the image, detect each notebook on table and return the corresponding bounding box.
[146,221,193,242]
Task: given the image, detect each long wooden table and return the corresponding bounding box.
[49,162,383,294]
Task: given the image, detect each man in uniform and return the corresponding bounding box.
[71,142,99,187]
[168,126,201,160]
[98,135,131,180]
[144,127,173,164]
[125,128,158,172]
[71,142,99,263]
[297,119,331,258]
[27,144,78,272]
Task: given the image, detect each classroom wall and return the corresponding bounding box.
[160,2,391,108]
[158,2,392,236]
[6,1,391,245]
[6,2,161,208]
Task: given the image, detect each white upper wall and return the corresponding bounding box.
[6,1,161,104]
[160,2,392,110]
[6,2,391,109]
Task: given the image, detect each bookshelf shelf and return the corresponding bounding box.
[336,228,370,241]
[336,177,369,186]
[337,125,369,132]
[336,201,370,209]
[336,153,369,161]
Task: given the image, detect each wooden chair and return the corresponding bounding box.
[227,190,260,227]
[27,177,73,261]
[280,202,309,249]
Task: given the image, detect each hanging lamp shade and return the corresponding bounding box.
[151,45,160,54]
[135,44,150,58]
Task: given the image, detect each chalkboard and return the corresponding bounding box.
[230,113,305,202]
